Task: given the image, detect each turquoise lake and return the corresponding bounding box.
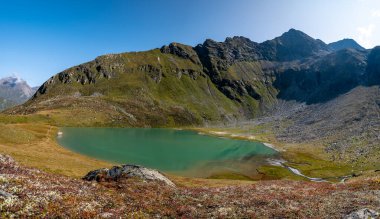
[57,128,278,178]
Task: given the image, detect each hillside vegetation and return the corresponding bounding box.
[1,154,379,218]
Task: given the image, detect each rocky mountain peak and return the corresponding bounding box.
[225,36,254,45]
[281,28,312,39]
[260,28,329,61]
[328,38,365,51]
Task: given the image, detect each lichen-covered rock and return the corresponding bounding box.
[83,164,175,187]
[344,208,379,219]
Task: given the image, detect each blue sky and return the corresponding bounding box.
[1,0,380,86]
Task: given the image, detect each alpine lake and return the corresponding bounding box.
[57,128,279,179]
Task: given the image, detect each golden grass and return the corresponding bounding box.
[169,174,256,187]
[0,122,111,178]
[36,109,110,127]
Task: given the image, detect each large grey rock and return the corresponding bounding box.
[83,164,175,187]
[344,208,379,219]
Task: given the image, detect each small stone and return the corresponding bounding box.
[100,212,114,218]
[0,190,13,198]
[218,207,233,216]
[344,208,379,219]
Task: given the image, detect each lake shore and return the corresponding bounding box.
[57,127,280,180]
[0,114,366,183]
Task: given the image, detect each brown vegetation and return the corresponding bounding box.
[1,154,379,218]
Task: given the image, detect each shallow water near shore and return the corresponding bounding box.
[57,128,279,178]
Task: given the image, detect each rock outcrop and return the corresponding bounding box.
[83,164,175,187]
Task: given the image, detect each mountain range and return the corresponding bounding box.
[7,29,380,167]
[0,76,37,111]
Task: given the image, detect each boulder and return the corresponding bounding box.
[344,208,379,219]
[83,164,175,187]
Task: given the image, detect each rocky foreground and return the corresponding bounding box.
[0,154,379,218]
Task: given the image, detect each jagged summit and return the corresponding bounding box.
[328,38,365,51]
[164,29,341,63]
[281,28,313,38]
[192,29,331,62]
[260,28,329,61]
[224,36,254,44]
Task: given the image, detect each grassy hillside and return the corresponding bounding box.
[11,49,258,127]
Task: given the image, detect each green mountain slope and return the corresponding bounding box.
[7,29,379,130]
[12,49,244,126]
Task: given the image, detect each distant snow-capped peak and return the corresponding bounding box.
[0,76,27,87]
[0,76,37,101]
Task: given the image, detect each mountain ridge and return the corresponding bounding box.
[11,29,377,124]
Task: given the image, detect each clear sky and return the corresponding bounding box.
[1,0,380,86]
